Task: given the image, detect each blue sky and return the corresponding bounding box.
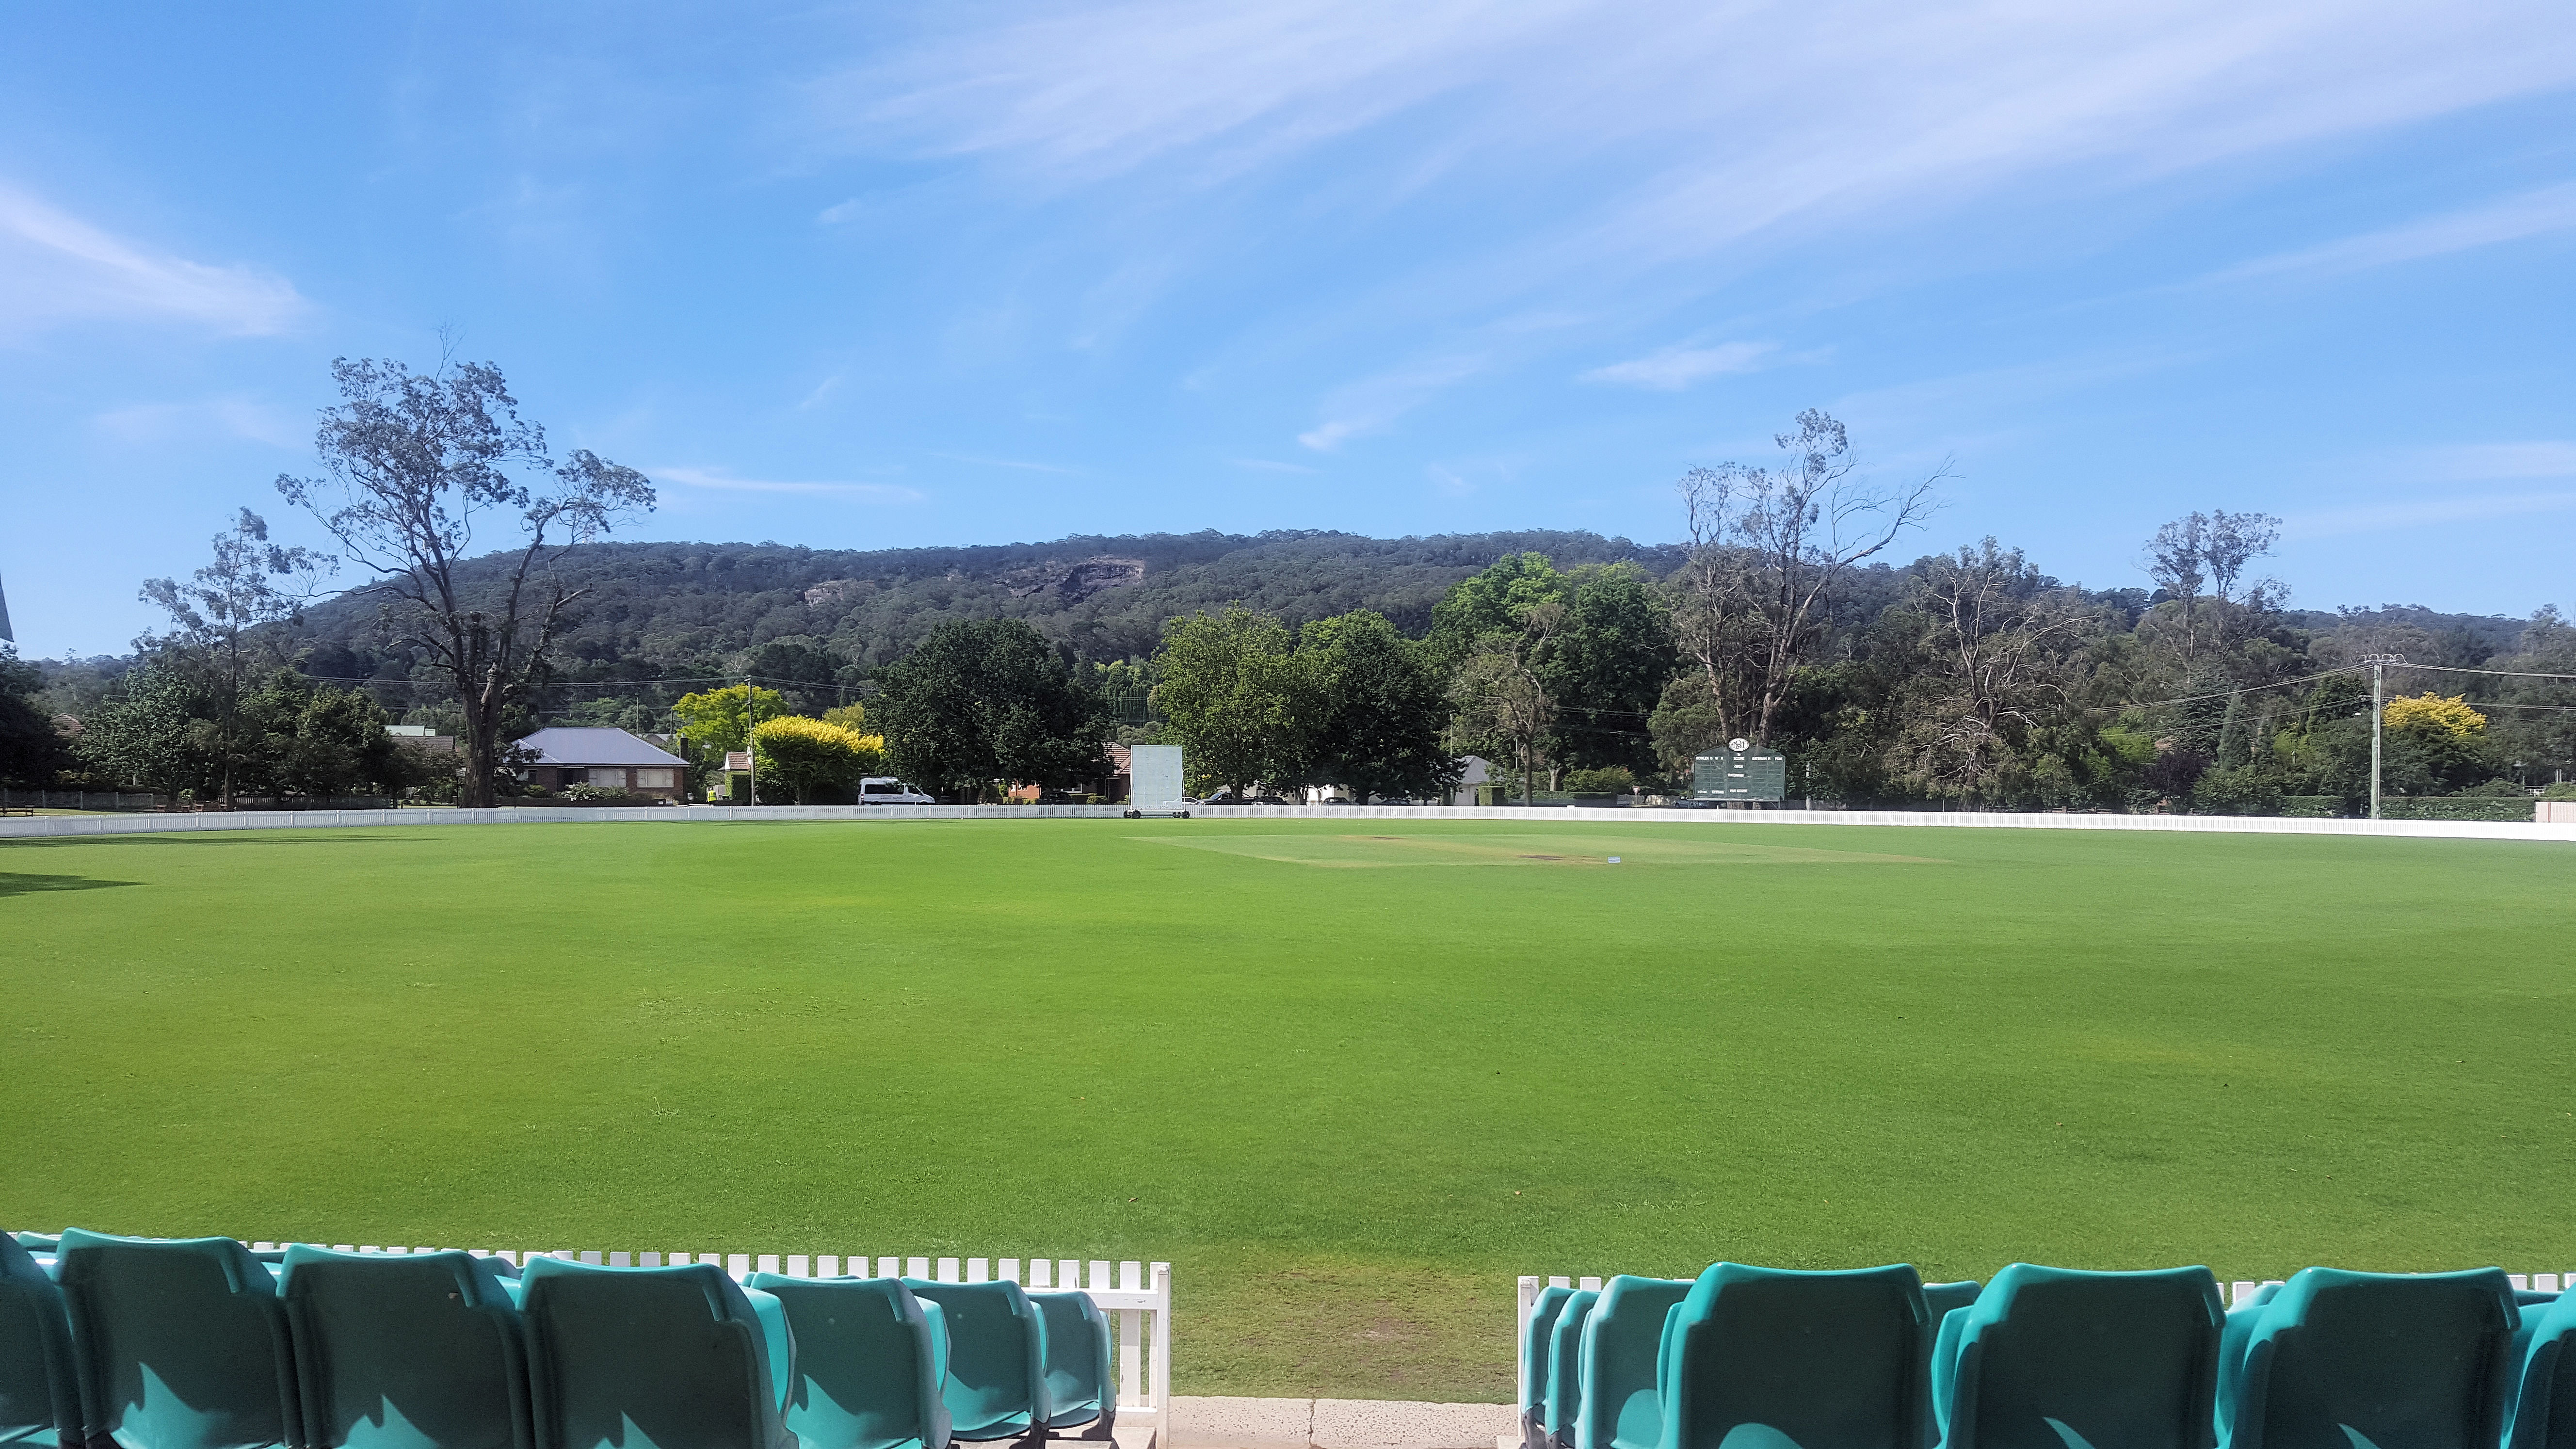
[3,1,2572,656]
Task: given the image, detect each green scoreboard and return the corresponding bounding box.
[1692,740,1786,802]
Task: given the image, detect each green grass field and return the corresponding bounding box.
[4,817,2571,1400]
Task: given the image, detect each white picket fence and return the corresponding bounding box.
[1516,1268,2572,1401]
[243,1242,1171,1428]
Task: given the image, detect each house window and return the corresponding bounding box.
[588,768,628,788]
[634,769,675,789]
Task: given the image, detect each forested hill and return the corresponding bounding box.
[296,528,1691,679]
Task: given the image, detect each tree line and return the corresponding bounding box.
[8,356,2569,813]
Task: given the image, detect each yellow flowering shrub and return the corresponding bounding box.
[2382,692,2487,741]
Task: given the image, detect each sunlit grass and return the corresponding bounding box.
[4,818,2568,1399]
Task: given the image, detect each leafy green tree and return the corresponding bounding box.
[1444,589,1561,805]
[1297,610,1457,803]
[750,715,884,804]
[1152,606,1307,801]
[76,665,211,797]
[239,670,415,800]
[876,618,1108,802]
[1427,553,1565,668]
[672,684,787,755]
[136,509,334,806]
[1647,672,1727,782]
[1537,563,1674,774]
[0,644,68,787]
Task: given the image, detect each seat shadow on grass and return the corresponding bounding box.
[0,871,144,897]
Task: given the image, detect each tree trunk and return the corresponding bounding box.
[460,692,501,809]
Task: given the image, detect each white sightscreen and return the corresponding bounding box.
[1128,744,1185,805]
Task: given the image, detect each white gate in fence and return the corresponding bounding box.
[247,1242,1172,1428]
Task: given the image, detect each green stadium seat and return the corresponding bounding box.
[1655,1262,1930,1449]
[1913,1283,1983,1449]
[53,1229,302,1449]
[275,1246,531,1449]
[7,1241,56,1259]
[519,1257,792,1449]
[743,1274,951,1449]
[1,1232,79,1449]
[2504,1284,2576,1444]
[1523,1287,1576,1449]
[2216,1266,2517,1449]
[1543,1289,1601,1449]
[1025,1291,1113,1435]
[2504,1288,2576,1449]
[1927,1264,2220,1449]
[1571,1277,1691,1449]
[899,1281,1047,1442]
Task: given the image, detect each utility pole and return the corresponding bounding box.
[743,676,758,809]
[2361,654,2404,820]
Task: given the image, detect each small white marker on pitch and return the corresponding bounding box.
[1607,856,1621,864]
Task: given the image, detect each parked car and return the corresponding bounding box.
[855,777,935,805]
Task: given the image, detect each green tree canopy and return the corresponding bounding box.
[1152,606,1307,801]
[77,665,210,797]
[875,618,1108,802]
[1426,552,1566,668]
[1298,610,1456,803]
[1536,563,1675,774]
[0,645,69,787]
[672,684,787,755]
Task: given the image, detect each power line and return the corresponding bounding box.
[2374,661,2576,682]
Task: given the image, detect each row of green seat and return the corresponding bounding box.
[1521,1261,2576,1449]
[1,1227,1116,1449]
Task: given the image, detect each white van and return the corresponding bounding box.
[856,777,935,805]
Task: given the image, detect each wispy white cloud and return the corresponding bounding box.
[2211,182,2576,283]
[820,0,2576,285]
[2295,490,2576,537]
[0,181,306,336]
[930,451,1090,475]
[93,396,304,449]
[2288,440,2576,535]
[1582,341,1775,390]
[1299,353,1487,451]
[2417,440,2576,481]
[653,465,923,501]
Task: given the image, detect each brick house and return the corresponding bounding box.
[515,727,690,802]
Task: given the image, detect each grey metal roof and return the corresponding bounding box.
[515,727,687,767]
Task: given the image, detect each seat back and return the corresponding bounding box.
[2224,1267,2516,1449]
[1025,1292,1112,1433]
[744,1275,950,1449]
[1657,1261,1928,1449]
[1524,1288,1575,1444]
[1,1233,78,1449]
[1573,1277,1690,1449]
[1915,1282,1983,1449]
[276,1248,530,1449]
[1545,1291,1601,1448]
[519,1258,790,1449]
[2508,1291,2576,1449]
[1931,1264,2220,1449]
[900,1282,1046,1442]
[54,1229,300,1449]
